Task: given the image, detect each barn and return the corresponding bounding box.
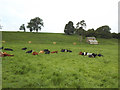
[86,37,98,44]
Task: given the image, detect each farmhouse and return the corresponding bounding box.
[86,37,98,44]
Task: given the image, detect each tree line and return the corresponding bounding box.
[64,20,120,39]
[19,18,119,39]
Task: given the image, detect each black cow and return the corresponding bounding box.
[4,48,13,51]
[22,47,27,50]
[26,50,33,53]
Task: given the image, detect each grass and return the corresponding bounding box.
[1,31,118,88]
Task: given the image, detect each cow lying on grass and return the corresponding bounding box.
[32,51,38,55]
[51,51,58,53]
[4,48,13,51]
[79,52,103,58]
[26,50,33,53]
[22,47,27,50]
[0,52,14,57]
[61,49,72,52]
[39,50,44,53]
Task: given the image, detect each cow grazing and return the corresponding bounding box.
[4,48,13,51]
[32,51,38,55]
[26,50,33,53]
[51,51,58,53]
[22,47,27,50]
[0,47,3,49]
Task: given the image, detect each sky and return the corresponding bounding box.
[0,0,119,33]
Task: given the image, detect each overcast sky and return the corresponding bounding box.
[0,0,119,33]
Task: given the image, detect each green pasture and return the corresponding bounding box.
[1,31,118,88]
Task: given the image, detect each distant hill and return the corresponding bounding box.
[1,31,118,45]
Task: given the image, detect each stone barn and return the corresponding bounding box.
[86,37,98,44]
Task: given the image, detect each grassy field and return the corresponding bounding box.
[1,31,118,88]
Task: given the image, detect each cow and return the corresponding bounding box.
[32,51,38,55]
[79,51,102,58]
[51,51,58,53]
[61,49,72,52]
[4,48,13,51]
[39,50,44,54]
[26,50,33,53]
[22,47,27,50]
[0,52,14,57]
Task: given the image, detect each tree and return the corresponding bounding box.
[75,20,86,42]
[118,33,120,39]
[86,28,95,37]
[112,32,120,39]
[27,17,44,33]
[19,24,26,32]
[95,25,112,38]
[79,20,86,29]
[64,21,75,35]
[27,22,33,32]
[75,20,86,31]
